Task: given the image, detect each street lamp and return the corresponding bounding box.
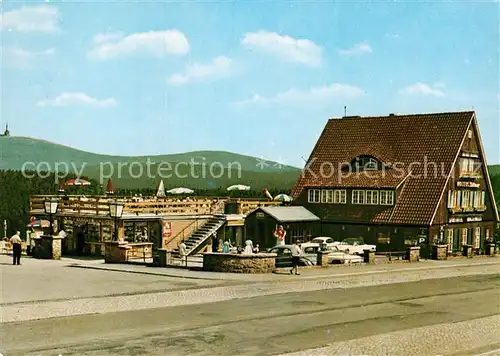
[44,197,59,236]
[109,200,124,240]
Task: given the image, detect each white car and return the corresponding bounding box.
[301,243,363,264]
[336,237,376,255]
[308,237,339,248]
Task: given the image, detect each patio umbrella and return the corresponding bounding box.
[65,178,91,186]
[167,187,194,194]
[156,180,166,197]
[227,184,251,191]
[27,219,51,228]
[274,193,293,202]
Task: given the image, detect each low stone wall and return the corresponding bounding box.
[203,252,276,273]
[406,246,420,263]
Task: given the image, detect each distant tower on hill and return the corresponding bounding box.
[0,123,9,137]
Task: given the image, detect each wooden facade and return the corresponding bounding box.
[29,195,280,256]
[291,111,499,256]
[244,209,321,249]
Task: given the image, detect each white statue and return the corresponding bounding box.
[243,239,254,254]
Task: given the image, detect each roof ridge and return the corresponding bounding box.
[328,110,475,121]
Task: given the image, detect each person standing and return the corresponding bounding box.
[290,240,302,275]
[179,240,187,266]
[273,225,286,246]
[10,231,22,265]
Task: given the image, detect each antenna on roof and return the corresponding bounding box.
[301,156,307,163]
[344,106,347,117]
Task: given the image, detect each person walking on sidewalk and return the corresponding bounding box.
[290,240,302,275]
[10,231,22,265]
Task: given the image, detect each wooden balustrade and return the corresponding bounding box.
[29,195,281,217]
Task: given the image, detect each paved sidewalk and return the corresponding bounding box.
[65,255,500,281]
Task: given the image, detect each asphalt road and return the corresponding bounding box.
[2,274,499,356]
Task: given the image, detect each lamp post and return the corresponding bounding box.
[44,197,59,236]
[109,200,124,240]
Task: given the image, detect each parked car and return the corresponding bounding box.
[336,237,376,255]
[267,244,318,267]
[308,236,339,248]
[301,243,364,264]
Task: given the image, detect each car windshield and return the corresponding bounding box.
[342,237,364,245]
[311,238,324,243]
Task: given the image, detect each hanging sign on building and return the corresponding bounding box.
[466,216,482,222]
[449,217,463,223]
[162,221,172,238]
[457,181,480,188]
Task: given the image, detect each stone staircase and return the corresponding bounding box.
[174,214,227,256]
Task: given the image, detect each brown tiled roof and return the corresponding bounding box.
[292,111,475,225]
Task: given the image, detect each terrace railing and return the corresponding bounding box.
[29,195,281,217]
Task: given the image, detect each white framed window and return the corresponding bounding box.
[326,190,334,203]
[446,229,453,253]
[380,191,394,205]
[473,227,480,249]
[462,191,469,208]
[453,191,458,207]
[447,190,453,208]
[366,191,373,205]
[321,190,328,203]
[371,190,379,204]
[460,158,467,173]
[468,191,474,208]
[468,159,475,173]
[334,190,346,204]
[384,191,394,205]
[481,191,485,207]
[468,129,473,138]
[461,228,467,246]
[308,189,321,203]
[358,190,366,204]
[352,190,366,204]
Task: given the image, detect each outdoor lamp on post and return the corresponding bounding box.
[109,200,124,240]
[44,197,59,236]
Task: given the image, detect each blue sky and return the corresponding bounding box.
[2,0,499,167]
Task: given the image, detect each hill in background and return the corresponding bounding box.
[0,136,302,190]
[1,136,499,191]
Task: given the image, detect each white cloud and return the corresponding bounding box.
[338,41,372,55]
[37,92,117,107]
[241,31,322,67]
[167,56,232,85]
[88,30,189,60]
[235,83,365,106]
[385,33,400,39]
[92,32,123,44]
[400,82,445,97]
[2,46,55,68]
[0,5,60,33]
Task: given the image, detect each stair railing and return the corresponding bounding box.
[164,215,205,249]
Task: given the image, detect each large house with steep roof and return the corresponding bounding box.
[291,111,499,255]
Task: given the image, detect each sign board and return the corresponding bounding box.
[457,181,480,188]
[466,216,482,222]
[377,237,391,244]
[449,217,463,223]
[162,221,172,238]
[461,152,479,158]
[256,212,265,219]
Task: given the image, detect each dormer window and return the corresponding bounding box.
[345,155,384,172]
